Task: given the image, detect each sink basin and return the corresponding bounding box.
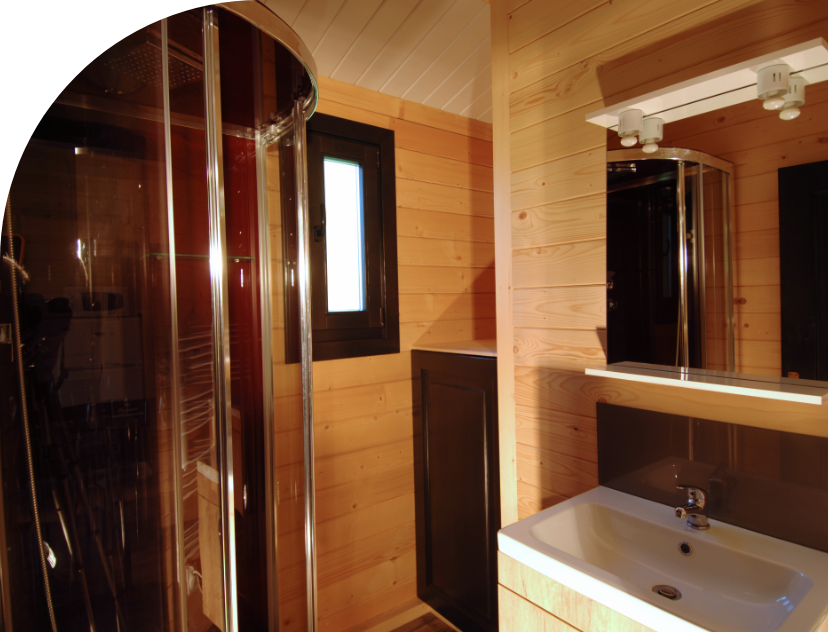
[498,487,828,632]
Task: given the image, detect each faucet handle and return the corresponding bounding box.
[676,484,707,506]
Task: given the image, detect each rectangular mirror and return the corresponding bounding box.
[606,80,828,383]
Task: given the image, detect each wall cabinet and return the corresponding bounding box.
[413,349,500,632]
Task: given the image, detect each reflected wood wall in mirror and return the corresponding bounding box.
[607,79,828,380]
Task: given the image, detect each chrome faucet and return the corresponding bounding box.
[675,485,710,530]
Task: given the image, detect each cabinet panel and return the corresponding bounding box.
[414,350,500,632]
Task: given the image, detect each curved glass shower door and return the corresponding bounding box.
[607,148,735,371]
[0,5,318,632]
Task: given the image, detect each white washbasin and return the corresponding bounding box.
[498,487,828,632]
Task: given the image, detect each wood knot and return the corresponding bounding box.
[735,297,747,305]
[519,211,528,220]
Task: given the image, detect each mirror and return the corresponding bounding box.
[606,79,828,382]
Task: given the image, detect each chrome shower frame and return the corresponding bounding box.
[160,17,189,632]
[162,5,320,632]
[607,147,735,372]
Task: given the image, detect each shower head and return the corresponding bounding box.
[86,28,204,95]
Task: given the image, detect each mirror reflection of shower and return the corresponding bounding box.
[606,148,735,371]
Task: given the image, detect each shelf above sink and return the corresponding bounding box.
[585,362,828,405]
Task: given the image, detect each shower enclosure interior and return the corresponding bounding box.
[0,5,317,632]
[606,148,735,372]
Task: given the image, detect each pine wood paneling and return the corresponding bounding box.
[316,466,415,525]
[517,480,568,521]
[510,106,606,172]
[512,240,605,289]
[399,292,497,323]
[493,0,520,533]
[507,0,607,55]
[507,0,800,132]
[318,76,493,142]
[315,440,414,491]
[511,149,605,211]
[397,236,495,268]
[494,0,828,535]
[397,208,495,243]
[498,585,580,632]
[398,265,495,294]
[314,380,412,424]
[307,78,494,630]
[515,405,598,464]
[318,580,418,632]
[514,366,828,438]
[317,521,416,588]
[511,195,605,249]
[516,443,598,499]
[394,120,495,167]
[513,328,607,372]
[397,179,494,217]
[397,149,494,193]
[507,0,724,93]
[499,553,656,632]
[400,318,497,350]
[314,410,414,460]
[313,353,413,393]
[512,286,606,330]
[318,549,417,622]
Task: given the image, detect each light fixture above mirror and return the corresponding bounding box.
[586,38,828,129]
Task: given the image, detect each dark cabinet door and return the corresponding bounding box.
[413,351,499,632]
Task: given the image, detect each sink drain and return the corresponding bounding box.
[652,584,682,601]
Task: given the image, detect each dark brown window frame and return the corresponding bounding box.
[281,113,399,363]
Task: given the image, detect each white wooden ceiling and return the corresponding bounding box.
[261,0,493,123]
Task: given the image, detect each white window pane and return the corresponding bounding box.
[323,158,366,312]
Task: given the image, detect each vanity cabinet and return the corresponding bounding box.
[498,552,653,632]
[413,348,500,632]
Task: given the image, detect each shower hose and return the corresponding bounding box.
[5,196,59,632]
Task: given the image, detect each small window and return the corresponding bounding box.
[322,158,366,313]
[281,113,399,362]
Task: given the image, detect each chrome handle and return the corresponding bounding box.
[675,507,687,519]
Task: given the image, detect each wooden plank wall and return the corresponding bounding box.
[298,76,495,631]
[491,0,828,523]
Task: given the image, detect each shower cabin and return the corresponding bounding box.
[606,148,735,372]
[0,4,318,632]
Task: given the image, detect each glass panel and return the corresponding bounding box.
[1,9,317,632]
[323,158,366,313]
[606,160,681,366]
[1,19,178,631]
[164,10,229,632]
[267,132,309,632]
[702,166,730,371]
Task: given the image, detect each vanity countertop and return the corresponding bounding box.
[412,339,497,358]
